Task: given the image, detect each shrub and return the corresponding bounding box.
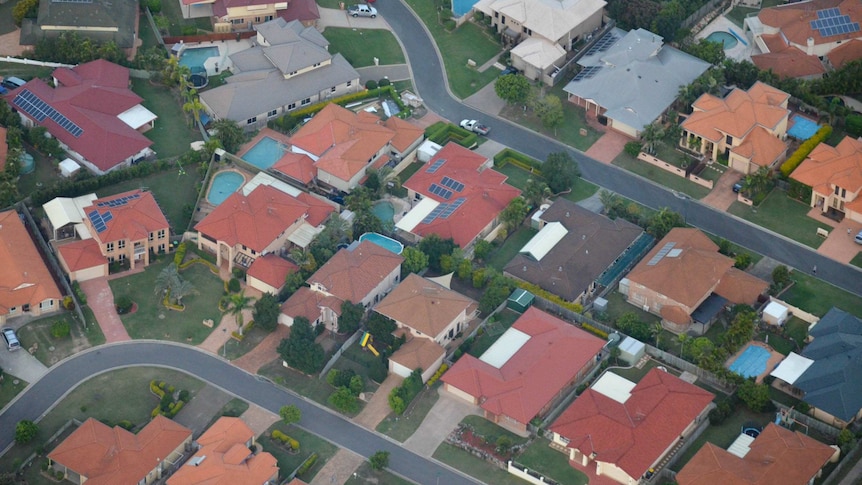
[118,420,134,430]
[426,363,448,387]
[51,320,71,339]
[780,125,832,177]
[378,78,391,87]
[232,267,246,280]
[366,80,379,90]
[370,450,390,471]
[115,295,134,314]
[174,242,188,266]
[444,19,456,30]
[624,141,642,157]
[150,380,166,398]
[297,453,318,477]
[178,389,190,402]
[14,420,38,444]
[72,281,87,305]
[228,278,241,293]
[734,253,752,270]
[62,296,75,310]
[581,323,608,339]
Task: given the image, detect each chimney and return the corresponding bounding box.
[807,37,815,56]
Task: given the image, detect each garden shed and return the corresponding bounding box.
[618,336,646,365]
[507,288,534,313]
[763,300,790,326]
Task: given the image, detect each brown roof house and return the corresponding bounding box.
[167,417,278,485]
[676,422,835,485]
[680,82,791,174]
[620,228,768,334]
[279,240,403,332]
[246,253,299,295]
[504,199,645,304]
[374,274,478,382]
[48,416,193,485]
[791,135,862,224]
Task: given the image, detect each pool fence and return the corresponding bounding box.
[772,401,841,439]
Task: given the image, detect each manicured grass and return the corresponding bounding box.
[485,226,537,271]
[376,387,440,441]
[516,438,588,485]
[433,443,526,485]
[612,151,711,200]
[108,258,222,344]
[138,12,161,48]
[468,309,519,357]
[727,191,831,249]
[131,78,203,159]
[782,270,862,317]
[344,461,414,485]
[560,178,599,203]
[462,415,529,446]
[258,360,368,416]
[0,373,28,411]
[392,80,413,92]
[404,0,501,98]
[323,28,406,67]
[396,161,423,181]
[850,252,862,269]
[338,342,387,386]
[259,423,339,482]
[0,61,54,81]
[756,330,794,355]
[156,0,213,36]
[596,291,661,328]
[318,0,343,8]
[17,310,100,367]
[224,325,271,360]
[495,163,537,190]
[785,316,810,348]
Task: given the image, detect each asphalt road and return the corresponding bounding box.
[0,343,480,485]
[376,0,862,295]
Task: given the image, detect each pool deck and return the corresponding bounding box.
[382,195,411,224]
[724,341,784,384]
[696,16,758,62]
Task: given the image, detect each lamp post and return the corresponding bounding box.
[222,328,227,357]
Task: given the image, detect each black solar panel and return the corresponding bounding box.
[440,176,465,192]
[585,33,618,56]
[14,89,84,138]
[426,159,446,173]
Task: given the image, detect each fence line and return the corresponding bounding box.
[823,441,862,485]
[0,56,75,68]
[319,330,362,379]
[772,401,841,438]
[645,345,735,394]
[682,0,730,30]
[144,7,165,48]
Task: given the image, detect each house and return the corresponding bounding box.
[22,0,138,50]
[680,82,791,174]
[791,135,862,224]
[396,143,521,249]
[676,422,834,485]
[442,307,604,433]
[183,0,320,31]
[199,19,360,131]
[504,199,646,304]
[374,274,478,381]
[748,34,827,79]
[4,60,156,174]
[770,307,862,427]
[0,210,63,325]
[279,240,403,331]
[246,253,299,294]
[827,39,862,69]
[286,103,424,192]
[550,368,714,484]
[194,183,334,272]
[472,0,606,84]
[48,416,192,485]
[167,417,278,485]
[563,28,709,137]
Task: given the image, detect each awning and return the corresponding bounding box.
[287,222,322,248]
[396,197,439,232]
[117,104,158,130]
[769,352,814,385]
[691,293,728,324]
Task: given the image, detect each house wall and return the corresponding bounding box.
[596,461,637,485]
[96,230,168,270]
[0,298,59,325]
[70,264,108,282]
[809,184,862,223]
[393,134,424,162]
[221,2,286,29]
[361,265,401,307]
[247,274,281,295]
[624,281,709,323]
[240,77,361,131]
[682,113,789,172]
[444,383,479,404]
[393,309,468,345]
[488,6,602,50]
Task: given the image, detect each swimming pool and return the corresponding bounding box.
[359,232,404,254]
[242,137,288,170]
[372,201,395,222]
[208,171,244,205]
[706,31,738,50]
[452,0,477,17]
[728,344,771,379]
[787,115,821,140]
[180,46,219,70]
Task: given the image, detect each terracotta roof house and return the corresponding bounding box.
[42,193,99,241]
[620,228,768,334]
[750,33,827,79]
[375,274,478,381]
[279,240,403,332]
[396,143,521,249]
[57,239,109,283]
[167,417,278,485]
[472,0,606,84]
[48,416,193,485]
[677,422,833,485]
[504,199,646,304]
[287,103,423,192]
[21,0,138,50]
[791,135,862,224]
[0,210,63,325]
[550,368,714,484]
[680,82,791,174]
[442,307,604,433]
[246,253,298,295]
[564,28,709,138]
[199,19,360,132]
[181,0,320,31]
[4,60,156,174]
[827,38,862,68]
[195,184,334,272]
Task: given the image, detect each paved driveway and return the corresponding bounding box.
[79,278,130,343]
[173,384,233,435]
[0,347,47,383]
[353,374,402,430]
[584,130,629,164]
[701,169,739,212]
[403,388,480,457]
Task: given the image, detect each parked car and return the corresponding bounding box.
[855,230,862,245]
[1,76,26,90]
[460,119,491,135]
[348,4,377,17]
[732,178,745,193]
[2,327,21,351]
[500,66,518,76]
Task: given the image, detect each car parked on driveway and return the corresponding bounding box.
[348,4,377,17]
[3,327,20,351]
[460,119,490,135]
[855,230,862,245]
[732,178,745,193]
[500,66,518,76]
[1,76,25,91]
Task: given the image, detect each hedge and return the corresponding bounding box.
[511,280,584,314]
[424,122,478,148]
[581,323,608,339]
[297,452,318,477]
[426,364,448,387]
[272,430,300,451]
[780,125,832,177]
[173,242,188,266]
[179,257,219,274]
[150,380,166,398]
[492,148,543,174]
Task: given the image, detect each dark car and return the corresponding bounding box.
[500,66,518,76]
[0,76,26,91]
[732,178,745,193]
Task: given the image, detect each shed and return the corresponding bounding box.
[417,140,442,163]
[507,288,534,313]
[59,158,81,178]
[763,300,790,326]
[618,336,645,365]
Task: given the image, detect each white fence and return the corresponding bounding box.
[1,56,75,68]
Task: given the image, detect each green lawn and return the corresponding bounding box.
[322,28,406,67]
[782,271,862,317]
[108,259,222,344]
[258,360,368,416]
[596,291,661,328]
[0,373,28,411]
[259,423,338,482]
[156,0,213,36]
[344,461,415,485]
[16,144,61,197]
[727,191,831,249]
[433,443,527,485]
[485,226,537,271]
[462,415,529,446]
[396,161,423,182]
[850,252,862,269]
[756,330,794,355]
[726,6,759,27]
[612,152,711,200]
[337,342,387,386]
[376,386,440,442]
[0,61,54,81]
[404,0,501,98]
[499,85,601,152]
[561,178,599,203]
[224,325,271,360]
[138,11,161,49]
[17,309,103,367]
[131,78,203,159]
[468,309,519,357]
[516,438,588,485]
[495,163,537,191]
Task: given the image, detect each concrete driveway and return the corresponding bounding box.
[0,346,48,383]
[701,169,740,211]
[403,388,480,457]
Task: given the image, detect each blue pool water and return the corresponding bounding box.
[242,137,288,170]
[706,31,738,50]
[180,46,219,70]
[359,232,404,254]
[372,201,395,222]
[787,115,821,140]
[208,171,244,205]
[452,0,477,17]
[728,345,771,379]
[729,27,748,46]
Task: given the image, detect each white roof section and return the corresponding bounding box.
[242,172,301,197]
[511,37,566,70]
[427,273,453,289]
[727,433,756,458]
[117,104,158,130]
[520,221,568,261]
[764,301,789,320]
[59,158,81,176]
[619,336,645,355]
[287,222,323,248]
[479,327,531,368]
[396,197,440,232]
[591,371,636,403]
[473,0,606,44]
[770,352,814,385]
[43,193,98,229]
[74,222,92,240]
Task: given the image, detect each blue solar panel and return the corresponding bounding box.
[812,12,859,37]
[440,176,465,192]
[426,159,446,174]
[421,205,446,224]
[97,193,140,208]
[13,89,84,138]
[428,183,453,200]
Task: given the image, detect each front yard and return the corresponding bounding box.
[612,151,711,200]
[781,270,862,317]
[259,423,338,482]
[727,190,831,249]
[322,28,406,67]
[258,359,370,416]
[376,387,440,442]
[516,438,589,485]
[17,308,105,367]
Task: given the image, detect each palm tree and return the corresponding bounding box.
[289,248,317,273]
[171,279,198,306]
[523,178,551,209]
[183,95,205,128]
[374,166,399,198]
[227,290,255,336]
[154,263,181,299]
[640,122,665,155]
[743,167,772,197]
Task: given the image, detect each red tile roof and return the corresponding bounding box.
[0,210,63,316]
[4,60,153,172]
[273,152,317,184]
[442,307,604,425]
[751,46,826,79]
[758,0,862,48]
[551,368,714,480]
[84,190,169,244]
[280,286,343,322]
[403,143,520,248]
[277,0,321,23]
[384,116,424,152]
[295,192,336,226]
[57,238,107,272]
[827,39,862,68]
[247,254,298,290]
[792,135,862,196]
[308,240,403,303]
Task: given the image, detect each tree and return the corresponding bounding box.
[543,152,580,194]
[494,74,531,105]
[743,166,773,197]
[253,293,281,331]
[227,290,254,335]
[473,240,493,262]
[171,279,198,305]
[279,404,301,425]
[522,178,551,209]
[278,317,325,374]
[646,207,685,239]
[12,0,39,26]
[500,196,529,232]
[328,386,359,413]
[182,94,205,128]
[154,263,180,298]
[616,312,653,341]
[339,301,365,334]
[533,94,564,131]
[367,312,397,346]
[640,122,666,155]
[418,234,457,272]
[349,374,364,396]
[400,246,429,276]
[289,248,318,274]
[479,275,513,314]
[772,265,791,291]
[370,451,391,470]
[725,306,757,351]
[211,119,245,153]
[682,38,726,65]
[737,380,770,412]
[15,420,38,444]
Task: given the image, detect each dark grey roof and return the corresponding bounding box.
[504,199,642,301]
[26,0,137,47]
[691,293,727,324]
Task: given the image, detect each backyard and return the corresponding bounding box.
[467,309,520,357]
[153,0,213,36]
[16,144,61,199]
[727,190,831,249]
[259,423,338,482]
[484,226,537,271]
[322,28,406,67]
[131,78,203,159]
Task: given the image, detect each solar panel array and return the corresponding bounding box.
[14,90,84,138]
[572,66,603,82]
[87,210,114,233]
[647,242,676,266]
[426,159,446,173]
[428,183,453,200]
[96,193,141,208]
[585,33,619,56]
[810,8,860,37]
[440,176,464,192]
[420,197,466,225]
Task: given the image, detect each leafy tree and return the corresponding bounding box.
[646,208,685,239]
[289,248,317,274]
[278,317,325,374]
[543,152,580,194]
[772,265,791,290]
[522,178,551,209]
[51,319,71,339]
[338,301,365,334]
[279,405,301,425]
[837,428,855,452]
[418,234,457,272]
[370,451,391,470]
[388,391,406,414]
[212,119,245,153]
[479,275,513,314]
[367,312,397,346]
[722,59,760,89]
[734,253,752,270]
[717,238,733,256]
[253,293,281,331]
[494,74,531,105]
[400,246,429,277]
[15,420,38,444]
[12,0,38,25]
[737,380,770,412]
[328,386,359,413]
[500,196,529,232]
[349,375,364,396]
[682,38,726,65]
[724,306,757,351]
[533,94,564,130]
[353,210,383,239]
[284,271,306,295]
[616,312,653,341]
[227,290,254,335]
[456,258,473,280]
[473,240,493,262]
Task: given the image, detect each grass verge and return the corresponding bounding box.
[612,152,711,200]
[433,443,525,485]
[727,191,830,249]
[376,387,440,442]
[344,461,414,485]
[17,311,98,367]
[322,28,406,67]
[782,270,862,317]
[850,252,862,269]
[0,374,28,411]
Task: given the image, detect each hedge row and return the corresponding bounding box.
[492,148,543,174]
[163,291,184,311]
[512,280,584,314]
[151,400,184,418]
[426,363,448,387]
[297,452,318,477]
[150,380,166,398]
[271,429,300,451]
[270,85,411,132]
[424,122,478,148]
[179,257,219,274]
[174,242,188,266]
[581,323,608,339]
[780,125,832,177]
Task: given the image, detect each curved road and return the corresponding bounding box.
[0,343,479,485]
[376,0,862,294]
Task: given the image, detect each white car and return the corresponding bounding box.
[855,230,862,245]
[460,119,490,135]
[348,4,377,17]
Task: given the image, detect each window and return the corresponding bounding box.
[842,188,847,197]
[8,307,15,315]
[313,62,321,67]
[158,229,165,239]
[301,98,311,106]
[265,15,273,21]
[106,242,114,252]
[247,116,257,125]
[501,15,506,24]
[118,253,126,261]
[231,18,244,25]
[118,240,126,250]
[288,102,296,110]
[268,109,278,118]
[149,232,154,242]
[346,80,352,87]
[255,16,261,22]
[725,134,732,145]
[494,11,498,17]
[22,304,30,312]
[835,186,840,195]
